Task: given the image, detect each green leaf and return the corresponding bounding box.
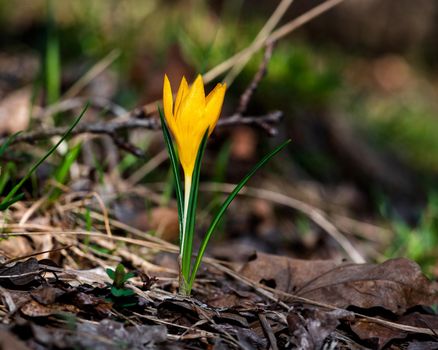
[0,162,16,195]
[0,104,88,207]
[0,135,21,209]
[111,286,135,297]
[181,129,209,281]
[85,207,92,232]
[158,108,183,240]
[49,142,82,201]
[113,263,127,288]
[123,272,135,282]
[188,139,291,288]
[106,268,116,280]
[0,132,21,158]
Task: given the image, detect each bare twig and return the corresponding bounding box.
[223,0,294,85]
[3,118,157,144]
[266,0,345,45]
[4,231,178,255]
[203,0,345,84]
[218,111,283,129]
[110,133,147,158]
[234,43,278,136]
[237,43,275,115]
[259,313,279,350]
[1,112,282,146]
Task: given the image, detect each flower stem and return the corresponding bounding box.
[183,175,191,235]
[179,174,192,291]
[178,255,190,295]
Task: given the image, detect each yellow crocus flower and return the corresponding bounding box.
[163,74,226,277]
[163,74,226,179]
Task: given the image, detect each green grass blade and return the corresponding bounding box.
[0,132,21,158]
[85,207,92,231]
[49,142,82,201]
[0,163,15,195]
[188,139,291,288]
[0,134,21,203]
[158,108,183,238]
[46,0,60,107]
[0,193,25,211]
[0,104,88,207]
[181,129,209,281]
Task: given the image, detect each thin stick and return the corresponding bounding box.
[236,43,274,116]
[259,313,279,350]
[267,0,345,44]
[4,231,178,254]
[1,112,281,146]
[200,182,365,263]
[204,0,345,84]
[223,0,294,85]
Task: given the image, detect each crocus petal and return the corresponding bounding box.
[178,75,205,121]
[174,76,189,117]
[204,83,226,135]
[163,75,174,122]
[205,82,225,105]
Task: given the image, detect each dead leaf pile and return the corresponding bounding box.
[0,253,437,349]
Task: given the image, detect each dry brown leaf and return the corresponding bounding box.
[206,287,263,309]
[288,308,352,350]
[350,312,438,349]
[239,252,340,292]
[350,319,407,349]
[239,252,438,314]
[0,236,33,258]
[21,299,80,317]
[0,258,41,287]
[30,286,65,305]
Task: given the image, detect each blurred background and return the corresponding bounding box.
[0,0,437,277]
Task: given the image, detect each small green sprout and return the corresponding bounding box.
[106,263,136,298]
